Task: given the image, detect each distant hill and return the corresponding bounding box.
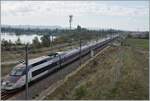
[2,25,63,30]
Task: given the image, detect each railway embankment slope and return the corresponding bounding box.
[45,38,149,100]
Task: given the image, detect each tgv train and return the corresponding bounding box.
[1,35,118,90]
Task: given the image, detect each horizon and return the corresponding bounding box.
[1,1,149,31]
[1,24,148,32]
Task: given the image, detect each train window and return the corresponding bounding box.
[31,60,47,67]
[10,68,25,76]
[32,61,58,77]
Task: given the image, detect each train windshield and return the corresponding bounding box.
[10,68,25,76]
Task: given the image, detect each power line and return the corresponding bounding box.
[25,44,29,100]
[69,15,73,30]
[79,38,82,67]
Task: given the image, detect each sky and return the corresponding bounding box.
[1,1,149,31]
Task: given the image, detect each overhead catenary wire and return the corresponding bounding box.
[25,44,29,100]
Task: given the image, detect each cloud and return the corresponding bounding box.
[1,1,149,17]
[1,1,43,16]
[1,1,149,31]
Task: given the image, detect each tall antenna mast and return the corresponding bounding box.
[69,15,73,30]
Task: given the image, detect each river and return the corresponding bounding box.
[1,33,56,44]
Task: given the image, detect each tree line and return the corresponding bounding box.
[2,25,123,51]
[127,31,149,39]
[1,35,52,51]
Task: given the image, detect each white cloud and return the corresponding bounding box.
[1,1,149,17]
[1,1,149,31]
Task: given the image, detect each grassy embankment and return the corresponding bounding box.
[45,38,149,100]
[124,38,149,50]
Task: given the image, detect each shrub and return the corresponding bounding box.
[74,85,88,99]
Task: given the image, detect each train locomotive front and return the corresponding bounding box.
[1,64,26,91]
[1,53,63,91]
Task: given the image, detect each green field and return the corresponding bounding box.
[124,38,149,50]
[45,38,149,100]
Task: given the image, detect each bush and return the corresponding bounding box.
[32,36,41,48]
[40,35,51,47]
[74,85,88,99]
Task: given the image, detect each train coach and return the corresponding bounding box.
[1,35,118,90]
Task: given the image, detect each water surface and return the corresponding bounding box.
[1,33,56,44]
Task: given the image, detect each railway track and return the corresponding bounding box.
[1,86,29,100]
[1,90,9,100]
[1,90,17,100]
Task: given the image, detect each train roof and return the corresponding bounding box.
[14,36,117,69]
[64,38,108,56]
[15,52,65,69]
[15,56,50,68]
[28,56,50,65]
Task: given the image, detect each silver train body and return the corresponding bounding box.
[1,35,118,90]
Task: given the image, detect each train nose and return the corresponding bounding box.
[2,81,12,87]
[1,76,20,90]
[6,76,20,83]
[1,80,15,90]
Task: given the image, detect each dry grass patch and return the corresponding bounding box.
[46,44,149,100]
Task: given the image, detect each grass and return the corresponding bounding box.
[74,85,88,99]
[1,63,17,76]
[46,38,149,100]
[124,38,149,50]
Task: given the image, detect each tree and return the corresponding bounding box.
[77,25,81,32]
[15,37,22,45]
[145,32,149,39]
[1,39,13,50]
[40,35,50,47]
[8,40,13,45]
[2,39,8,47]
[32,37,41,48]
